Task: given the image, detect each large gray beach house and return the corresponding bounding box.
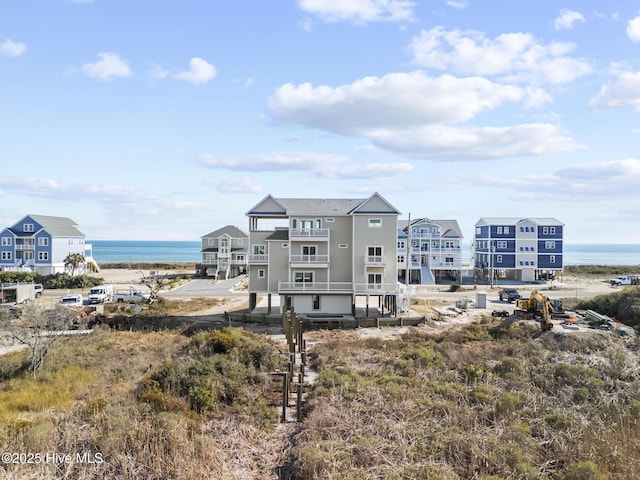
[246,193,400,316]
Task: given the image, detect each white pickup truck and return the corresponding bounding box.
[609,275,640,286]
[114,288,150,303]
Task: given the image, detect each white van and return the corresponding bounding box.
[87,284,114,304]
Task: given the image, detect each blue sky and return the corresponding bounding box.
[1,1,639,244]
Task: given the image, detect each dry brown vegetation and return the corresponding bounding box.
[280,320,640,480]
[3,288,640,479]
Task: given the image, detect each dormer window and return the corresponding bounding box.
[24,223,34,232]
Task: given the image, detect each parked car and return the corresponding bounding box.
[499,288,521,302]
[61,293,83,307]
[609,275,640,286]
[114,289,150,303]
[34,283,44,298]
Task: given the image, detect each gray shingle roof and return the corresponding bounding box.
[16,214,85,237]
[202,225,248,239]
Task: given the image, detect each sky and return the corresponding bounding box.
[1,1,640,245]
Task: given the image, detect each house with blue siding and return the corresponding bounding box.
[0,214,87,275]
[473,217,563,283]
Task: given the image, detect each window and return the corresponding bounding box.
[326,218,335,223]
[368,218,382,228]
[504,227,509,234]
[258,269,265,278]
[550,256,556,263]
[397,241,405,249]
[543,227,549,235]
[550,227,556,235]
[545,241,556,249]
[302,245,316,256]
[1,252,11,260]
[238,239,243,245]
[476,227,481,235]
[236,255,244,262]
[497,227,503,234]
[312,295,320,310]
[38,252,48,261]
[1,237,11,246]
[496,255,502,263]
[338,244,348,248]
[397,255,405,263]
[367,273,382,286]
[445,257,454,264]
[496,241,507,249]
[253,245,265,254]
[520,227,524,232]
[282,243,288,248]
[24,223,34,232]
[208,238,215,246]
[38,238,49,246]
[294,272,313,283]
[519,246,524,251]
[520,261,524,266]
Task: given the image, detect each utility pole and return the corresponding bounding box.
[405,213,411,284]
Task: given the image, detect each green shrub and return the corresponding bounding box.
[561,460,608,480]
[449,284,462,292]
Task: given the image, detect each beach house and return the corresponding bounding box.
[0,214,87,275]
[246,193,400,316]
[472,217,564,283]
[197,225,248,278]
[397,217,464,284]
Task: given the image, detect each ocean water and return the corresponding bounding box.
[88,240,640,266]
[88,240,201,263]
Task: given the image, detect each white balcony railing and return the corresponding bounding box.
[248,254,269,264]
[365,255,386,266]
[289,254,329,265]
[289,228,329,239]
[354,283,398,294]
[278,281,353,293]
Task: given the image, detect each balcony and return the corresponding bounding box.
[289,228,329,241]
[15,242,35,251]
[248,254,269,264]
[354,283,398,295]
[278,281,353,294]
[289,254,329,268]
[365,255,387,266]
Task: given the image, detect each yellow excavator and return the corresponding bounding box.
[515,290,564,331]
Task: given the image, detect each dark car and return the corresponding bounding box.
[499,288,521,302]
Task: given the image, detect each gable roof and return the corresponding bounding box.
[10,214,84,237]
[247,192,400,217]
[399,218,463,238]
[202,225,248,239]
[476,217,563,227]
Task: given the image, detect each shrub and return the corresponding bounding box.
[449,284,462,292]
[561,460,608,480]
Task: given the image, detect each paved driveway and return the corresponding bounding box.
[161,277,246,298]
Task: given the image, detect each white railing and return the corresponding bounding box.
[278,281,353,293]
[354,283,398,294]
[248,254,269,264]
[289,228,330,238]
[365,255,386,265]
[289,254,329,264]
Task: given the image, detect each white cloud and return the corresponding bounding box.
[588,70,640,111]
[369,123,583,159]
[446,0,468,10]
[213,177,263,194]
[628,13,640,42]
[0,39,27,57]
[408,27,592,84]
[319,162,413,179]
[197,151,347,171]
[269,71,524,135]
[196,151,412,179]
[81,52,132,79]
[556,158,640,179]
[173,57,217,85]
[554,9,585,31]
[297,0,416,24]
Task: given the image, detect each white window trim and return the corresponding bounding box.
[368,218,382,228]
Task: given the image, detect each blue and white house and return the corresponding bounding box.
[0,214,87,275]
[473,217,563,283]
